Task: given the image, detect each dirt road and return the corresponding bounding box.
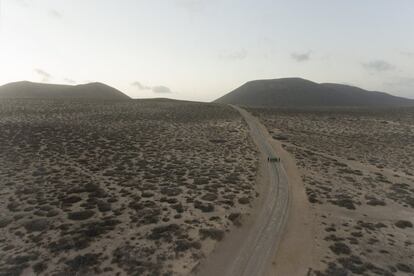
[195,106,290,276]
[227,106,290,276]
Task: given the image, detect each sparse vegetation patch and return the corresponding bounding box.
[0,99,259,275]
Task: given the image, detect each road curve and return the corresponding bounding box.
[226,105,290,276]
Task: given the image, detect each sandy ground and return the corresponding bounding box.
[250,107,414,275]
[0,99,260,276]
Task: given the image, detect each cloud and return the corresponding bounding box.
[131,81,151,90]
[152,86,172,94]
[218,49,247,61]
[49,9,63,19]
[362,60,395,72]
[131,82,173,93]
[64,78,76,84]
[34,69,51,82]
[291,52,311,62]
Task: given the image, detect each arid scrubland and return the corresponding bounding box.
[0,99,258,276]
[251,107,414,275]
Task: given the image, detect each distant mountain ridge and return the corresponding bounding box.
[0,81,130,100]
[215,78,414,107]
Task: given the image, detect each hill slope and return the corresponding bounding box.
[215,78,414,107]
[0,81,130,100]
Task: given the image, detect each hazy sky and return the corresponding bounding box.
[1,0,413,101]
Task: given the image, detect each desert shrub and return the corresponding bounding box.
[46,209,60,217]
[112,245,160,275]
[67,210,95,220]
[338,168,363,176]
[330,198,356,210]
[39,205,53,211]
[80,219,120,238]
[220,199,234,206]
[395,220,413,229]
[135,206,161,225]
[366,197,386,206]
[24,219,48,232]
[0,217,12,228]
[97,200,111,212]
[65,253,100,273]
[228,213,242,226]
[160,197,178,204]
[34,210,48,217]
[193,178,209,185]
[209,139,226,144]
[238,197,250,204]
[201,193,218,201]
[199,228,224,241]
[7,202,20,212]
[7,254,37,265]
[49,237,89,252]
[32,262,48,274]
[396,263,412,273]
[84,183,100,193]
[171,203,184,213]
[194,201,214,212]
[329,242,351,255]
[324,234,344,242]
[337,255,366,274]
[175,239,201,252]
[272,134,288,141]
[62,196,82,204]
[148,224,181,242]
[350,231,363,237]
[160,187,182,197]
[141,191,154,198]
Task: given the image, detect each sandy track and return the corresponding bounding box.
[221,106,290,276]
